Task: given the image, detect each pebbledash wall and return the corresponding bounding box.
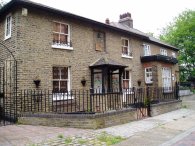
[18,100,182,129]
[0,5,179,91]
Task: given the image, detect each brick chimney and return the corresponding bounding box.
[119,12,133,28]
[105,18,110,24]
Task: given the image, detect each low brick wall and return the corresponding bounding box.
[150,100,182,116]
[18,108,137,129]
[18,100,182,129]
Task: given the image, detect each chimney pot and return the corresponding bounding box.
[105,18,110,24]
[119,12,133,28]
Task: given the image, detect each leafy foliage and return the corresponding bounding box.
[160,10,195,81]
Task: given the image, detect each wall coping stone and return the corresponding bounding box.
[151,100,182,107]
[19,107,136,119]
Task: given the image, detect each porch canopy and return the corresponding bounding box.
[89,57,127,92]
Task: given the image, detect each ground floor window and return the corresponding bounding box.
[123,70,131,89]
[53,67,70,92]
[162,67,172,92]
[145,67,153,84]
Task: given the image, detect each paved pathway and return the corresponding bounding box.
[0,125,93,146]
[97,108,194,138]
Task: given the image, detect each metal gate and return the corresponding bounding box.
[136,88,150,120]
[0,42,18,126]
[0,60,18,126]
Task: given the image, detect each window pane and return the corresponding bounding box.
[60,81,68,92]
[125,40,128,46]
[53,23,60,32]
[61,24,68,34]
[53,67,60,79]
[60,34,67,44]
[126,71,129,79]
[53,33,59,43]
[53,81,59,92]
[61,67,68,79]
[123,80,129,89]
[122,47,128,54]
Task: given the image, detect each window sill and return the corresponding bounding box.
[53,93,74,101]
[163,90,173,94]
[4,36,11,41]
[52,45,73,50]
[145,82,153,84]
[121,55,133,59]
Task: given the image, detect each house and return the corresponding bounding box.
[0,0,179,93]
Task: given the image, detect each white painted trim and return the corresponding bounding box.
[53,93,74,101]
[121,55,133,59]
[68,67,71,92]
[52,44,73,50]
[4,14,12,40]
[145,67,153,84]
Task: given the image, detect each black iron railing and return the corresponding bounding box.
[18,86,179,114]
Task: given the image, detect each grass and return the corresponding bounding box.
[57,134,64,139]
[64,137,72,144]
[97,132,125,146]
[77,138,87,145]
[182,105,188,108]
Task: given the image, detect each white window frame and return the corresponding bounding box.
[122,70,133,102]
[52,21,73,50]
[4,14,12,40]
[121,38,132,58]
[172,52,176,58]
[162,67,172,92]
[143,44,151,56]
[52,67,72,100]
[160,49,167,56]
[145,67,153,84]
[123,70,131,89]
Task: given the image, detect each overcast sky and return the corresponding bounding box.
[4,0,195,36]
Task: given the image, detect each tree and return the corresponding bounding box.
[159,10,195,81]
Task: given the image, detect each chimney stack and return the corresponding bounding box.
[119,12,133,28]
[105,18,110,24]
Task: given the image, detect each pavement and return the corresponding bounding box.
[0,94,195,146]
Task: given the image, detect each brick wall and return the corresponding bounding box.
[18,108,137,129]
[18,100,182,129]
[150,100,182,116]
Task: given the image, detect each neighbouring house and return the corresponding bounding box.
[0,0,181,126]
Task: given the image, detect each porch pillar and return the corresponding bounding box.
[119,68,124,91]
[91,68,94,89]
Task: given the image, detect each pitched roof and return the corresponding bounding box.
[90,57,127,68]
[0,0,178,51]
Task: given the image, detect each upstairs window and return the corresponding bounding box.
[52,22,73,50]
[145,67,153,84]
[94,31,105,51]
[172,52,176,58]
[160,49,167,56]
[143,44,151,56]
[121,38,132,58]
[53,67,70,92]
[5,14,12,40]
